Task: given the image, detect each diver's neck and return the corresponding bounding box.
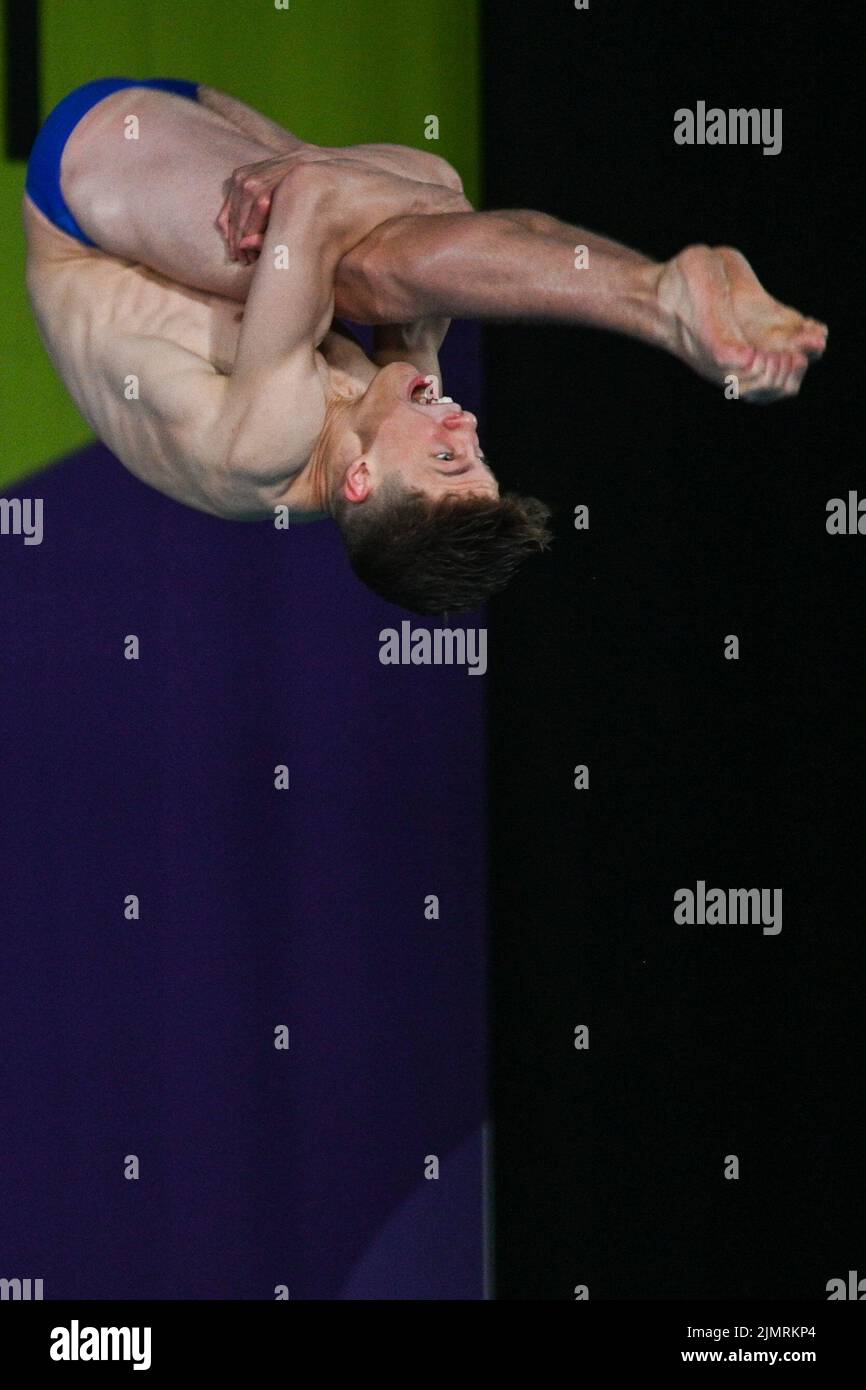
[304,391,359,514]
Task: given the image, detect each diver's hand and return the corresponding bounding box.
[218,154,470,266]
[217,152,323,263]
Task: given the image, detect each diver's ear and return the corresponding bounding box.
[341,456,373,503]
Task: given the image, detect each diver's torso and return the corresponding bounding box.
[22,195,373,519]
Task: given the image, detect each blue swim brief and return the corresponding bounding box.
[25,77,199,247]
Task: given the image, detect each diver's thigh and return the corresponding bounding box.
[60,85,268,299]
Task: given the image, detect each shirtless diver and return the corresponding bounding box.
[23,78,828,614]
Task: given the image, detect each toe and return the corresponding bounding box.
[771,352,791,391]
[742,352,779,402]
[795,319,828,355]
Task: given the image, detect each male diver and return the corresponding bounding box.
[24,79,827,613]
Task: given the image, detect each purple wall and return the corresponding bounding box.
[0,326,488,1300]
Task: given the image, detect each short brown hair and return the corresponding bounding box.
[331,476,553,615]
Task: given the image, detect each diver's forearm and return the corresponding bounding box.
[336,209,676,352]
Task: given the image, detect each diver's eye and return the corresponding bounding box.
[435,452,455,461]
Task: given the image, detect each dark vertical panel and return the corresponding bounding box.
[484,0,864,1299]
[4,0,40,159]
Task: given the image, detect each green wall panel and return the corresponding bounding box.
[1,0,479,489]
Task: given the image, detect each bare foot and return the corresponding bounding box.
[657,244,828,402]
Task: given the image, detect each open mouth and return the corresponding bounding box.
[407,373,455,406]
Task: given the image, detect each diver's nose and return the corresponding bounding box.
[443,410,478,429]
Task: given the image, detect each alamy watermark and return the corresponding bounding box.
[1,1276,43,1299]
[674,103,782,156]
[674,880,782,935]
[50,1320,151,1371]
[826,1269,866,1299]
[0,497,43,545]
[379,621,487,676]
[826,491,866,534]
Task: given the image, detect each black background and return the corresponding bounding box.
[484,0,864,1299]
